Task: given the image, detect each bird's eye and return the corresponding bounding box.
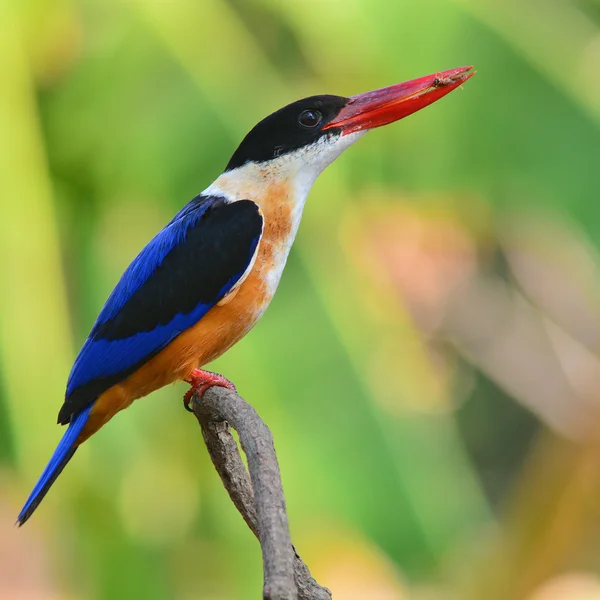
[298,110,322,128]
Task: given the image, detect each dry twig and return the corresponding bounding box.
[191,387,331,600]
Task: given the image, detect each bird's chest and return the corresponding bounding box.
[256,204,299,296]
[228,191,301,322]
[184,184,300,360]
[123,174,310,381]
[178,174,308,367]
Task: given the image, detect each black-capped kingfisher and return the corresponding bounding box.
[18,66,475,525]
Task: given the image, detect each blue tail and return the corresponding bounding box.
[17,405,92,526]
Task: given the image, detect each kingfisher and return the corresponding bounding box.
[17,66,474,525]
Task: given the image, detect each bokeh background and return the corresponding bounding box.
[3,0,600,598]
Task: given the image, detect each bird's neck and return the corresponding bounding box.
[203,159,317,245]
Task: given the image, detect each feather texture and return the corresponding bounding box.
[59,196,263,423]
[17,405,92,525]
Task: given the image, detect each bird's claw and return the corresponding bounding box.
[183,369,236,412]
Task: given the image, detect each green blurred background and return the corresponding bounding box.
[3,0,600,598]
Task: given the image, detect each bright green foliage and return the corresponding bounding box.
[2,1,600,599]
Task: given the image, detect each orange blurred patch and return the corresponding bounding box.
[349,198,478,334]
[339,194,482,413]
[298,523,407,600]
[527,572,600,600]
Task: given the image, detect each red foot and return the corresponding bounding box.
[183,368,237,412]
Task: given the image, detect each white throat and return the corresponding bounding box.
[203,130,366,211]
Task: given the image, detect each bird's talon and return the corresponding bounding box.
[183,369,236,412]
[183,388,195,412]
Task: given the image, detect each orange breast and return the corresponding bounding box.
[81,181,295,441]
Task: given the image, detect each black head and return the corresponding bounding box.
[225,95,349,171]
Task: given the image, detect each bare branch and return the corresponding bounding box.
[191,387,331,600]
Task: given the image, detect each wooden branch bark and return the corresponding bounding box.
[191,387,332,600]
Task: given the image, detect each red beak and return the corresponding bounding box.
[323,66,475,135]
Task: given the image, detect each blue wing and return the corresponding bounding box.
[58,195,263,424]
